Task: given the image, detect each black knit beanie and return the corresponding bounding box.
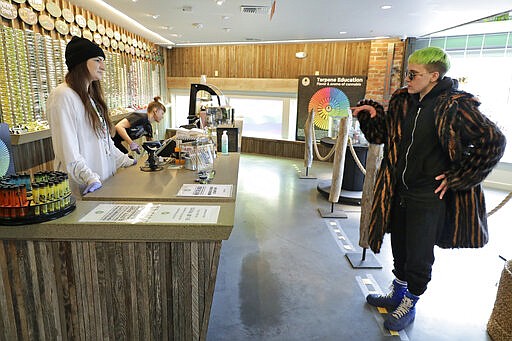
[65,36,105,71]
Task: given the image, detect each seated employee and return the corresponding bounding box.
[113,96,166,154]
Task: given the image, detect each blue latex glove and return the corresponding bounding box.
[130,141,141,154]
[83,181,102,194]
[132,158,137,166]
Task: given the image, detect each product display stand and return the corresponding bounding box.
[346,247,382,269]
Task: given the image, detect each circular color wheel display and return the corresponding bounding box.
[0,140,10,176]
[308,87,350,130]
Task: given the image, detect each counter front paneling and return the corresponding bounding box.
[0,152,240,340]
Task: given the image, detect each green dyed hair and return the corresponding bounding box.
[408,46,451,78]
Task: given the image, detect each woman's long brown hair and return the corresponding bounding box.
[65,62,113,137]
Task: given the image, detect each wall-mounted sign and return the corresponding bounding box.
[296,75,366,141]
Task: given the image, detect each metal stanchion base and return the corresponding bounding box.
[346,251,382,269]
[317,180,362,206]
[318,207,348,219]
[299,167,317,179]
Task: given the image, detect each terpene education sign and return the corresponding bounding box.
[296,75,366,141]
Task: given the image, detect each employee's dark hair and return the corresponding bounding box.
[147,96,166,113]
[65,62,112,136]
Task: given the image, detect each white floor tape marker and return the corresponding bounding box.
[325,220,355,253]
[356,274,410,340]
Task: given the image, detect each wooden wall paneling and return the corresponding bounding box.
[0,240,223,340]
[167,41,371,79]
[0,241,16,340]
[199,241,221,340]
[240,136,335,161]
[12,137,55,173]
[136,239,150,338]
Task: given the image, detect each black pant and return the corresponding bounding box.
[113,136,129,154]
[390,194,446,296]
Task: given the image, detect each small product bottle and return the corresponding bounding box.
[221,130,229,155]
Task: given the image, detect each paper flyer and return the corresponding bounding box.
[177,184,233,197]
[79,203,220,224]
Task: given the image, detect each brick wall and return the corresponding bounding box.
[365,39,406,108]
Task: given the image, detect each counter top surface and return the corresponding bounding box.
[84,153,240,203]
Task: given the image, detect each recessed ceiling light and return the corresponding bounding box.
[222,16,230,20]
[223,27,232,32]
[381,5,392,10]
[192,23,204,29]
[216,0,225,5]
[152,14,160,19]
[339,31,347,35]
[161,26,173,30]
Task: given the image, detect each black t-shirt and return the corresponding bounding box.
[124,111,153,140]
[395,77,455,201]
[114,110,152,139]
[113,110,153,152]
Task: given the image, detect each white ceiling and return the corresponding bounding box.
[69,0,512,48]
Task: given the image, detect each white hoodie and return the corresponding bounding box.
[47,83,134,198]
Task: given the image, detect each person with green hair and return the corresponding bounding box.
[352,46,506,331]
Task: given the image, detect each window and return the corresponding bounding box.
[170,90,297,140]
[416,34,512,163]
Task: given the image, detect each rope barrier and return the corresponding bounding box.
[308,117,510,216]
[311,125,336,161]
[347,137,367,175]
[488,191,512,217]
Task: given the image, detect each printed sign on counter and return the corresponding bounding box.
[79,203,220,224]
[177,184,233,198]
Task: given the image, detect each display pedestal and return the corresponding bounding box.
[317,180,362,205]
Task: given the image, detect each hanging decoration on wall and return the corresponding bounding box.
[75,14,86,28]
[296,75,366,141]
[27,0,44,11]
[61,8,74,23]
[55,19,69,35]
[69,24,81,37]
[38,14,55,31]
[19,7,38,25]
[0,1,18,19]
[87,18,97,32]
[97,23,105,35]
[45,2,61,18]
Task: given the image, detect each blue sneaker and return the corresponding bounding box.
[366,279,407,310]
[384,291,419,331]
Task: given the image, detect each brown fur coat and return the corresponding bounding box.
[357,87,506,253]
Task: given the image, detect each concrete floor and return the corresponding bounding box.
[207,153,510,341]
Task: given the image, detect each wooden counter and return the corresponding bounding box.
[0,153,240,340]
